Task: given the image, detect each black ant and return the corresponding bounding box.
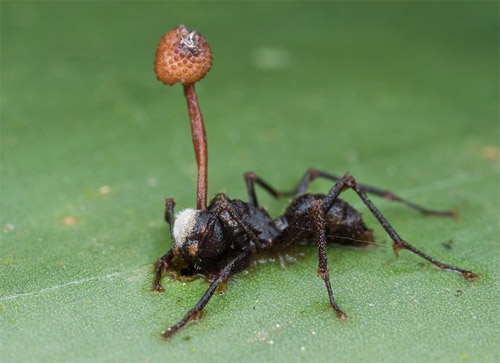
[153,25,478,340]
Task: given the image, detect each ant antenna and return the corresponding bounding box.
[154,25,213,210]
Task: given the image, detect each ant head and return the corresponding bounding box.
[172,209,228,270]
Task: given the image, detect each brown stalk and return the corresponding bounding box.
[184,83,208,210]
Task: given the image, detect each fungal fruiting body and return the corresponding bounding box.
[154,25,213,211]
[154,25,213,86]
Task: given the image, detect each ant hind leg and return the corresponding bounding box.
[309,200,347,319]
[275,202,346,318]
[321,173,478,281]
[295,168,455,217]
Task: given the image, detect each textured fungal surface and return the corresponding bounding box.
[154,25,213,86]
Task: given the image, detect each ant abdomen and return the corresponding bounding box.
[284,193,374,247]
[323,198,374,247]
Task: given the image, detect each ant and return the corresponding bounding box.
[153,25,478,340]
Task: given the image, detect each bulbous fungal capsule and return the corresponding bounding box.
[154,25,213,86]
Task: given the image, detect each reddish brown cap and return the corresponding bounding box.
[154,25,213,86]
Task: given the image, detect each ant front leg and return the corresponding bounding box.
[296,168,455,217]
[243,171,282,207]
[154,198,177,292]
[322,173,478,280]
[154,250,174,292]
[162,250,251,339]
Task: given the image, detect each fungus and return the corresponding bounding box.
[154,25,213,210]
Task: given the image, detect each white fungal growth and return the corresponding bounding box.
[180,31,199,54]
[173,208,200,248]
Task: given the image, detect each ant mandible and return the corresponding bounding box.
[153,25,478,339]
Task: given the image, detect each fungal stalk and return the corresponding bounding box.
[154,25,213,210]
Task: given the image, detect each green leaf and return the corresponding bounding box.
[1,2,498,362]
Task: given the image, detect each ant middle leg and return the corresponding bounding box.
[243,171,282,207]
[162,250,252,339]
[322,173,478,280]
[296,168,455,217]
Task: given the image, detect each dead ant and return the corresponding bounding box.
[153,25,478,339]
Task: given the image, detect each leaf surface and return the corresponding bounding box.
[1,2,498,362]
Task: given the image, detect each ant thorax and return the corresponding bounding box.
[172,208,200,249]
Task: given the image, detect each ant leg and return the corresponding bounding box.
[162,250,251,339]
[154,249,174,292]
[322,173,478,280]
[310,200,347,319]
[153,198,177,292]
[271,202,346,318]
[296,168,454,217]
[243,171,282,207]
[294,168,318,195]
